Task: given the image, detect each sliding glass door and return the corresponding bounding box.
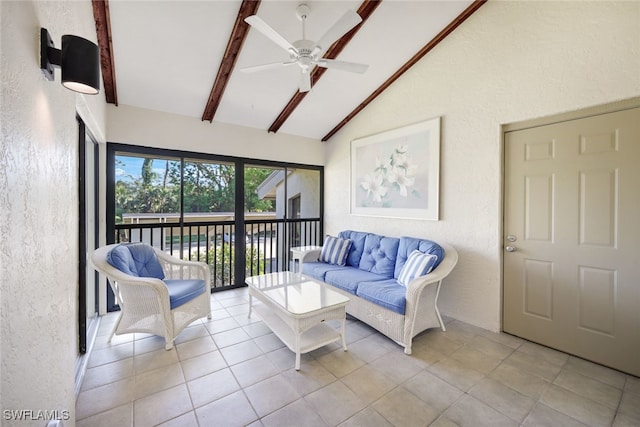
[106,144,322,310]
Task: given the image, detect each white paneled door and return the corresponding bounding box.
[503,107,640,376]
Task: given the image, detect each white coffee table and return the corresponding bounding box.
[246,271,349,370]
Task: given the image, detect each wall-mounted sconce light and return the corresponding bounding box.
[40,27,100,95]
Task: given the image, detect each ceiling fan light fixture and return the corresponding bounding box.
[243,4,368,93]
[299,56,312,71]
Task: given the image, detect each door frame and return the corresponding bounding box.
[77,116,100,354]
[500,96,640,332]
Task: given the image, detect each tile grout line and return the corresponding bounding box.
[77,292,639,427]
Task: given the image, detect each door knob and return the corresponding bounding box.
[505,245,517,252]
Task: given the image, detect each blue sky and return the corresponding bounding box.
[115,155,172,182]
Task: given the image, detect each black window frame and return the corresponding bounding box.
[105,142,324,310]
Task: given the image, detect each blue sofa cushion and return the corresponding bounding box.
[320,235,352,266]
[107,243,165,280]
[356,279,407,314]
[338,230,369,267]
[398,250,438,286]
[358,234,400,278]
[302,262,350,282]
[164,279,206,309]
[394,237,445,279]
[324,268,388,295]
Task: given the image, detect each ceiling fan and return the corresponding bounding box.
[242,4,369,93]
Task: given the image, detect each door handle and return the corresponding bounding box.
[505,245,517,252]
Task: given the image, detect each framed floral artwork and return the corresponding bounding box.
[350,117,440,220]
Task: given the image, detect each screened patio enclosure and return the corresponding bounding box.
[106,143,323,311]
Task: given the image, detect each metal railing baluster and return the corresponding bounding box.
[114,218,320,291]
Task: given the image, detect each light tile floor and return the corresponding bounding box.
[77,287,640,427]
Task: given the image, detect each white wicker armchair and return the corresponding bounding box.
[91,243,212,350]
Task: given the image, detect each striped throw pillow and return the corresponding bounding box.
[398,250,438,287]
[320,236,352,266]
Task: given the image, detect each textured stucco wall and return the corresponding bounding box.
[324,1,640,331]
[0,1,105,425]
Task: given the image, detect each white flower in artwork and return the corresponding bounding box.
[395,144,408,155]
[360,143,419,205]
[375,155,392,175]
[360,173,388,202]
[391,151,417,176]
[387,167,416,197]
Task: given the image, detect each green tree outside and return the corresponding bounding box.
[116,156,276,286]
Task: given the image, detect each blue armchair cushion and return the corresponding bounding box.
[320,235,352,266]
[397,250,438,287]
[165,279,206,309]
[107,243,165,279]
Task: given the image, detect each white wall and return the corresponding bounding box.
[0,1,106,425]
[107,104,324,165]
[275,169,321,219]
[324,1,640,331]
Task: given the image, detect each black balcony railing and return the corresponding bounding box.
[114,218,322,291]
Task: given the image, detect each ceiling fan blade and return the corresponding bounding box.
[316,58,368,74]
[313,10,362,56]
[299,71,311,93]
[245,15,297,54]
[240,61,296,73]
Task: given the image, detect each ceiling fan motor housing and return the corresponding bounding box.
[293,39,315,57]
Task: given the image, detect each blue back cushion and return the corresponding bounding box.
[358,234,400,279]
[338,230,368,267]
[394,237,445,279]
[107,243,165,280]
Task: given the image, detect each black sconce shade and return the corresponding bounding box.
[41,28,100,95]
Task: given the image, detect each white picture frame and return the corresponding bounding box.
[350,117,440,220]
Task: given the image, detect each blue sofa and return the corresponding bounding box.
[301,230,458,354]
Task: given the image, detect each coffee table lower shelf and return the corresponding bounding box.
[250,299,347,370]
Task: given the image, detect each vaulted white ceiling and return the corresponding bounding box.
[99,0,481,141]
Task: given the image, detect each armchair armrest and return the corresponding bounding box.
[154,248,211,287]
[90,254,171,307]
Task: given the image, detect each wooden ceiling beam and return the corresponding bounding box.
[321,0,487,142]
[268,0,382,134]
[202,0,261,122]
[92,0,118,105]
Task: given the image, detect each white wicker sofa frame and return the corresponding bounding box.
[91,243,212,350]
[301,242,458,355]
